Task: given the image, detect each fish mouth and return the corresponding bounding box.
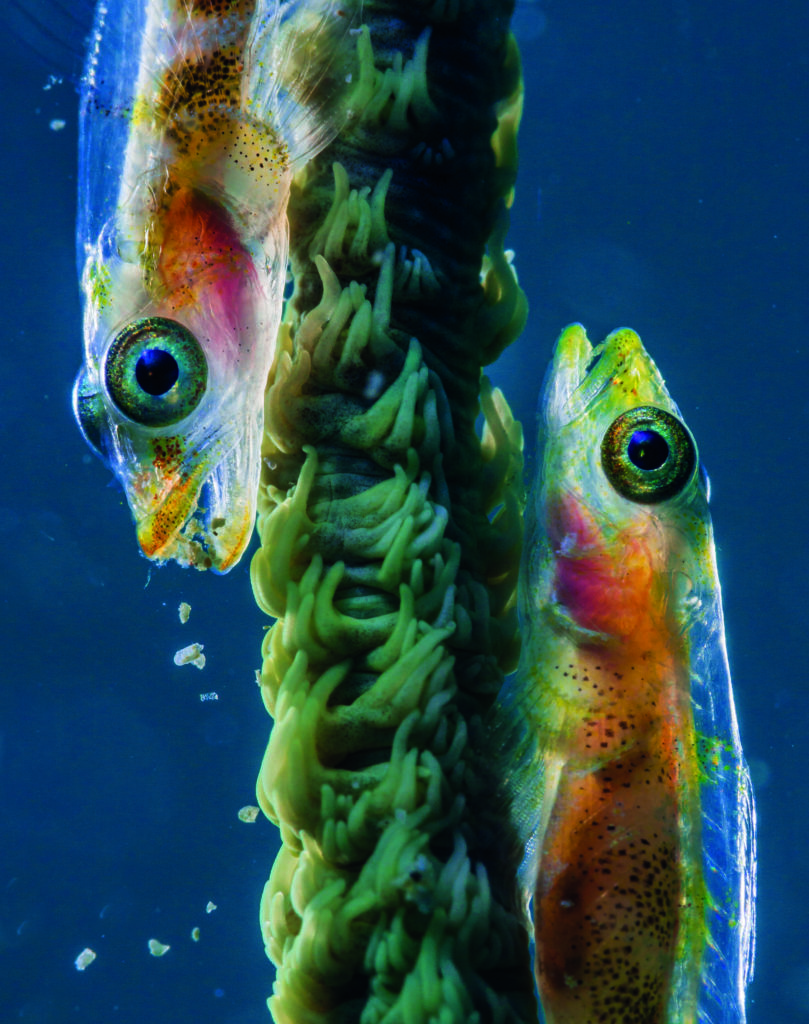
[133,452,254,572]
[134,459,213,565]
[136,488,252,572]
[544,324,656,429]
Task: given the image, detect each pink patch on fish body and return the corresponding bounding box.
[547,491,654,640]
[157,187,259,338]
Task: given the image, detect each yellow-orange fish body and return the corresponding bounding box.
[74,0,351,570]
[503,325,755,1024]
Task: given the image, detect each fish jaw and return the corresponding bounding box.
[543,323,679,436]
[125,405,262,573]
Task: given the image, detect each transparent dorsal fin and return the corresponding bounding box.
[77,0,148,272]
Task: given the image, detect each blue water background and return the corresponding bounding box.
[0,2,805,1021]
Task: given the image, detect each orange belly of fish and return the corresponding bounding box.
[535,736,682,1024]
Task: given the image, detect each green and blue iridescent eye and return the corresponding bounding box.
[104,317,207,426]
[601,405,696,503]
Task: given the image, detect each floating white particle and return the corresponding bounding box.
[238,805,260,823]
[174,643,205,668]
[206,901,217,914]
[74,948,96,971]
[199,691,218,702]
[363,370,385,401]
[148,938,170,957]
[49,119,66,132]
[178,601,191,624]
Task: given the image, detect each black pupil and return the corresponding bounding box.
[136,348,179,396]
[627,429,669,470]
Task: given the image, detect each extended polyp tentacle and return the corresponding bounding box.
[251,1,534,1019]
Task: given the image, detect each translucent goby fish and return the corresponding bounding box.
[73,0,352,571]
[500,325,755,1024]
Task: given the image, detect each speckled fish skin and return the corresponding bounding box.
[74,0,346,571]
[512,325,755,1024]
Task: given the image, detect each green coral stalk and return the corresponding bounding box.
[250,1,533,1019]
